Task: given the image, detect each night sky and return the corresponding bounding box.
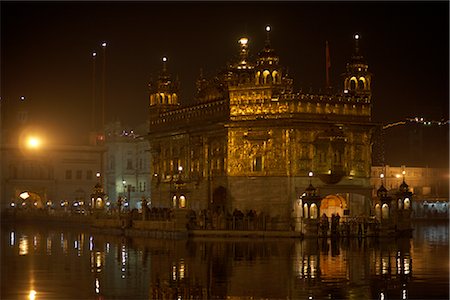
[2,1,449,166]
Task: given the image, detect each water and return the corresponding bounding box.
[1,222,448,300]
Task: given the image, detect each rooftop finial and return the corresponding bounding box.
[238,37,249,67]
[162,56,168,73]
[265,25,271,47]
[354,33,360,54]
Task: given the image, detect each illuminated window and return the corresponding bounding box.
[404,198,411,209]
[382,204,389,219]
[358,78,365,90]
[179,196,186,208]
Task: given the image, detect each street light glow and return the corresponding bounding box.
[266,25,271,32]
[101,42,107,47]
[27,136,41,149]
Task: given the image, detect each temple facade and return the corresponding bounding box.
[147,27,377,228]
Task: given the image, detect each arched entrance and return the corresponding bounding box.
[211,186,227,213]
[320,194,346,218]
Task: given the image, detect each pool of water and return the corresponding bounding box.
[1,221,448,299]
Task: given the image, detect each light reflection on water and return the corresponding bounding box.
[1,222,448,299]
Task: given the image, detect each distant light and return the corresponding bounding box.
[344,89,349,94]
[308,171,313,177]
[27,137,41,149]
[354,34,360,40]
[265,25,271,32]
[162,57,168,62]
[101,42,107,47]
[10,202,15,207]
[380,173,384,179]
[96,172,101,178]
[238,37,248,45]
[106,201,111,207]
[20,192,30,200]
[122,180,126,185]
[178,166,183,172]
[20,96,26,101]
[396,174,401,178]
[92,52,97,57]
[29,290,37,300]
[402,170,406,175]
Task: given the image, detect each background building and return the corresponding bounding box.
[104,121,151,210]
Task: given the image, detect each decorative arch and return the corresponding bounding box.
[358,77,366,90]
[375,203,382,220]
[303,203,309,218]
[263,70,271,84]
[349,77,358,90]
[272,70,279,84]
[382,203,389,219]
[404,198,411,209]
[320,194,345,218]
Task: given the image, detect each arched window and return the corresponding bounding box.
[179,195,186,208]
[272,71,279,84]
[382,203,389,219]
[404,198,411,209]
[310,203,318,219]
[263,70,270,84]
[375,203,381,220]
[172,196,177,208]
[398,198,403,209]
[303,203,309,218]
[358,77,366,90]
[350,77,357,90]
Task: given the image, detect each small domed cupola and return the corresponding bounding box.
[342,33,372,96]
[149,56,179,107]
[255,25,285,86]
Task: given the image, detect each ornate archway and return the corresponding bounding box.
[320,194,346,218]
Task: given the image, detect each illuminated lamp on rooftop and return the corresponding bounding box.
[238,37,248,45]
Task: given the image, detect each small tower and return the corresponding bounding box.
[342,33,372,97]
[148,57,179,120]
[254,25,293,94]
[255,25,281,85]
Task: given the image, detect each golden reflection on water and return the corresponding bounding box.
[28,289,37,300]
[2,223,448,300]
[19,236,29,256]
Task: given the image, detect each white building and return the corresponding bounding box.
[104,121,151,210]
